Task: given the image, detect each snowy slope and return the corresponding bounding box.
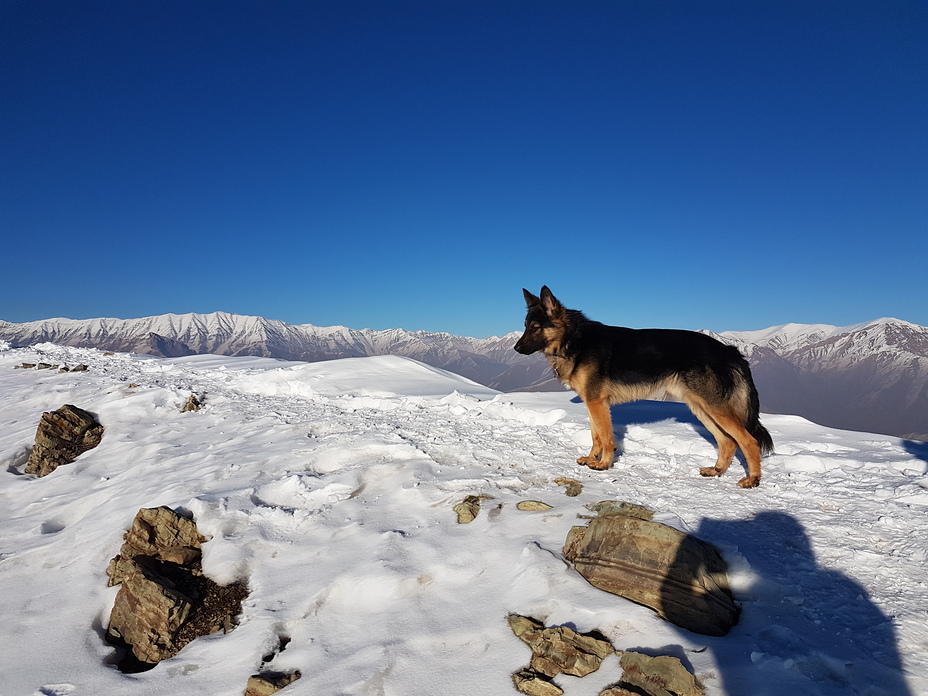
[0,313,551,393]
[1,342,926,696]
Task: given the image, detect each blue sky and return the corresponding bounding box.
[2,1,926,338]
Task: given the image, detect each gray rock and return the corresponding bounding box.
[25,404,104,477]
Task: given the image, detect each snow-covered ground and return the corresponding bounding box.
[1,343,925,696]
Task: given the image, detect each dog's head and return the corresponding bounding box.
[514,286,566,355]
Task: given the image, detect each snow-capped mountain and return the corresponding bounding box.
[0,312,557,393]
[2,313,926,439]
[717,318,928,441]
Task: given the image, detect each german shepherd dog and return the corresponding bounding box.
[515,287,773,488]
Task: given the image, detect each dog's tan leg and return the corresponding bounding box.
[704,407,763,488]
[687,402,738,479]
[578,397,615,470]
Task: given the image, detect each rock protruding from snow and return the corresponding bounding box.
[105,506,249,672]
[181,393,203,412]
[509,614,614,693]
[453,494,493,523]
[244,670,303,696]
[563,503,738,637]
[25,404,104,477]
[613,651,705,696]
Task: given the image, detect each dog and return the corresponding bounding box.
[514,286,773,488]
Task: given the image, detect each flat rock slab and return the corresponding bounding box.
[563,508,739,636]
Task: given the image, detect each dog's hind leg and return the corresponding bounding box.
[701,405,763,488]
[578,396,615,470]
[686,401,739,478]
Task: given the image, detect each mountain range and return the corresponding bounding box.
[2,312,926,440]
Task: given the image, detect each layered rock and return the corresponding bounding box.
[25,404,104,477]
[105,506,249,672]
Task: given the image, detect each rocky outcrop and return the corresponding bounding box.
[508,614,703,696]
[181,393,203,412]
[563,502,739,636]
[25,404,104,477]
[508,614,614,678]
[609,651,704,696]
[509,614,614,694]
[105,506,249,672]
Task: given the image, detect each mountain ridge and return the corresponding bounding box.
[2,312,926,440]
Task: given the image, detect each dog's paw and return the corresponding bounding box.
[579,457,612,470]
[737,476,760,488]
[699,466,722,477]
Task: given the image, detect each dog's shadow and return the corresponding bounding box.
[571,396,718,452]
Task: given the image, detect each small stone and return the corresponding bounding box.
[517,500,554,511]
[182,394,202,412]
[70,364,89,372]
[555,478,583,497]
[453,495,492,523]
[512,668,564,696]
[244,671,302,696]
[16,363,36,369]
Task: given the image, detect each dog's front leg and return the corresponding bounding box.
[578,397,615,470]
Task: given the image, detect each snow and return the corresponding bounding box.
[1,343,926,696]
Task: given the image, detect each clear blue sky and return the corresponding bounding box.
[3,1,926,338]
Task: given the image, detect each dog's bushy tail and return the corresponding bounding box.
[740,362,774,457]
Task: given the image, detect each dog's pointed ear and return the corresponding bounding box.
[523,288,541,307]
[540,286,563,316]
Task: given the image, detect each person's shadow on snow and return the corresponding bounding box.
[902,438,928,466]
[663,511,912,696]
